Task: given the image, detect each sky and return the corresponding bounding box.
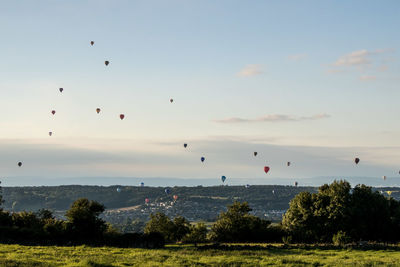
[0,0,399,185]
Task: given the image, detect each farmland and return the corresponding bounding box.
[1,243,400,266]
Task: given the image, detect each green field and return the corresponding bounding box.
[1,244,400,266]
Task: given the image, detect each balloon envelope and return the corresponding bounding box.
[173,195,178,201]
[183,143,187,148]
[264,166,270,174]
[145,198,149,203]
[245,184,250,188]
[254,152,258,156]
[120,114,125,120]
[49,132,52,136]
[287,162,291,167]
[170,99,173,103]
[294,181,298,186]
[355,158,360,164]
[383,176,387,180]
[51,110,56,115]
[90,41,94,46]
[201,157,205,162]
[165,188,170,195]
[18,162,22,167]
[105,61,109,66]
[116,188,121,193]
[59,88,63,93]
[221,176,226,183]
[96,108,101,114]
[140,182,144,187]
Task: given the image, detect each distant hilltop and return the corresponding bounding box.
[1,176,400,187]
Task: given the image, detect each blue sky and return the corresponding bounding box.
[0,1,399,185]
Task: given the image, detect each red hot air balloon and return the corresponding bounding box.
[59,88,63,93]
[90,41,94,46]
[264,166,270,174]
[51,110,56,115]
[96,108,101,114]
[173,195,178,201]
[145,198,149,204]
[119,114,125,120]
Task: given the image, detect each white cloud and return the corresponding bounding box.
[214,113,330,123]
[288,54,307,61]
[333,49,371,67]
[237,64,264,77]
[359,75,376,81]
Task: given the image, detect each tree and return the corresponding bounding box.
[182,222,208,244]
[209,201,271,242]
[65,198,107,240]
[282,180,400,243]
[144,213,175,242]
[144,213,191,243]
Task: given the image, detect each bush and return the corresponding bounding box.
[209,201,272,242]
[332,230,351,246]
[182,223,208,244]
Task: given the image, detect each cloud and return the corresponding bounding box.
[359,75,376,81]
[237,64,264,77]
[288,54,307,61]
[333,49,371,67]
[214,113,330,123]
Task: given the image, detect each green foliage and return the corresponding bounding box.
[332,230,351,246]
[144,213,190,243]
[65,198,107,239]
[282,180,400,243]
[209,201,272,242]
[182,222,208,244]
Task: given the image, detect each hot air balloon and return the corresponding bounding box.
[49,132,52,137]
[173,195,178,201]
[96,108,101,114]
[120,114,125,120]
[383,176,387,180]
[245,184,250,188]
[145,198,149,204]
[165,188,170,195]
[294,181,298,187]
[59,88,63,93]
[287,162,291,167]
[387,191,393,197]
[183,143,187,148]
[264,166,270,174]
[254,152,258,157]
[201,157,205,162]
[170,99,173,103]
[90,41,94,46]
[18,162,22,167]
[116,188,121,193]
[140,182,144,187]
[105,60,109,66]
[355,158,360,164]
[221,176,226,183]
[51,110,56,115]
[272,190,275,194]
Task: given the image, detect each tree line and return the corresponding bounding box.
[1,180,400,246]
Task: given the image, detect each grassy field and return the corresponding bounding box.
[1,243,400,266]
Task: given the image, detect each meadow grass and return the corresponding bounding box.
[0,243,399,266]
